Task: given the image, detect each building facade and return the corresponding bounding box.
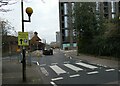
[30,32,45,51]
[59,1,120,50]
[59,2,77,50]
[98,2,120,20]
[56,32,60,43]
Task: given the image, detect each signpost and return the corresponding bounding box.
[21,0,33,82]
[18,32,29,46]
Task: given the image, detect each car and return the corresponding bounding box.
[43,48,53,55]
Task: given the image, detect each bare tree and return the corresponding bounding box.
[0,19,15,35]
[0,0,18,12]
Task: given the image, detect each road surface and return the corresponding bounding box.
[36,49,120,85]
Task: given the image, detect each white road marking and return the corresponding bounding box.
[40,64,46,66]
[50,82,57,86]
[76,62,98,69]
[40,67,49,76]
[69,57,72,59]
[69,74,80,78]
[87,71,99,75]
[64,64,83,72]
[64,61,70,64]
[51,77,63,81]
[105,69,115,72]
[51,63,58,65]
[103,66,107,68]
[50,65,66,75]
[37,62,40,65]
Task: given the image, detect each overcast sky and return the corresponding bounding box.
[0,0,60,44]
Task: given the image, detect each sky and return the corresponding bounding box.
[0,0,60,44]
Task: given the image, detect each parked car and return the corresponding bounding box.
[43,48,53,55]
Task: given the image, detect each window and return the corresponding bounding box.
[103,2,108,6]
[61,3,64,6]
[112,14,115,19]
[65,30,69,37]
[72,3,75,14]
[62,23,64,28]
[62,16,64,21]
[64,3,68,15]
[112,2,116,13]
[104,7,108,13]
[64,16,68,28]
[61,9,64,15]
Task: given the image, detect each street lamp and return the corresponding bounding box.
[25,7,33,22]
[21,0,33,82]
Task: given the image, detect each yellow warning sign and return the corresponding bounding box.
[18,32,29,46]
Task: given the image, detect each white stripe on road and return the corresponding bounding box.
[50,65,66,75]
[40,67,49,76]
[50,82,57,86]
[37,62,40,65]
[64,61,70,64]
[103,65,107,68]
[51,77,63,81]
[87,71,99,75]
[64,64,83,72]
[76,62,98,69]
[105,69,115,72]
[40,64,46,67]
[69,57,72,59]
[51,63,58,65]
[69,74,80,78]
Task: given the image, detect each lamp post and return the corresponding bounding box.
[21,0,33,82]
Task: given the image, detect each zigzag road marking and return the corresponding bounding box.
[105,69,115,72]
[50,81,57,86]
[69,74,80,78]
[51,77,63,81]
[87,71,99,75]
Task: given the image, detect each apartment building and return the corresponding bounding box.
[56,32,60,43]
[98,2,120,20]
[59,1,120,50]
[59,2,77,49]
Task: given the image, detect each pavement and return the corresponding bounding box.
[64,50,119,68]
[2,57,44,85]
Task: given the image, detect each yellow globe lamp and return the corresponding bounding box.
[25,7,33,17]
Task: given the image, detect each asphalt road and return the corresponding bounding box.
[36,49,120,85]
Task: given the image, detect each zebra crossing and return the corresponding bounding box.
[64,63,83,72]
[39,61,117,78]
[50,65,67,75]
[76,62,98,69]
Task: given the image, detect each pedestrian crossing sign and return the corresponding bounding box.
[18,32,29,46]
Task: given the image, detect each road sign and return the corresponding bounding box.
[18,32,29,46]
